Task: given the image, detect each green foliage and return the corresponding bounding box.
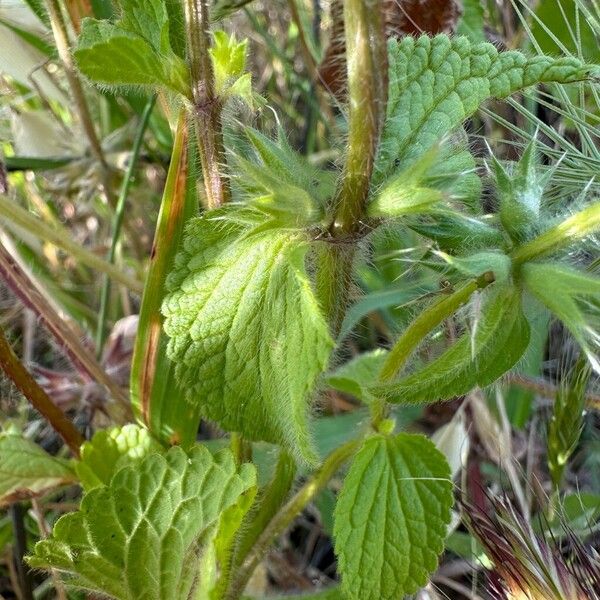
[75,424,163,492]
[0,431,77,506]
[325,349,387,404]
[210,31,254,106]
[375,34,592,187]
[522,263,600,372]
[30,446,256,599]
[333,433,453,600]
[232,127,334,228]
[162,214,333,463]
[129,116,202,448]
[492,139,547,243]
[371,286,530,403]
[74,0,189,95]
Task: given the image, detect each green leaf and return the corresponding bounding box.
[492,139,552,243]
[325,349,387,403]
[368,145,443,218]
[75,424,163,492]
[231,127,333,228]
[211,30,247,88]
[406,212,504,251]
[74,0,189,95]
[522,262,600,373]
[30,446,256,600]
[375,34,593,187]
[371,285,530,403]
[0,431,77,507]
[162,215,334,463]
[334,433,453,600]
[130,114,202,448]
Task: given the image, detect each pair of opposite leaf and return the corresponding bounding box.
[162,34,599,464]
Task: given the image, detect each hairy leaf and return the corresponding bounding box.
[75,424,163,492]
[407,212,503,251]
[162,215,333,463]
[334,433,453,599]
[0,432,76,506]
[522,262,600,373]
[30,446,256,600]
[371,285,530,403]
[74,0,189,95]
[492,139,550,243]
[375,35,593,186]
[325,349,387,403]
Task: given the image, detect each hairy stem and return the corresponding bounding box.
[332,0,386,234]
[224,438,361,600]
[511,201,600,266]
[316,0,386,336]
[184,0,230,208]
[96,96,155,354]
[0,326,84,456]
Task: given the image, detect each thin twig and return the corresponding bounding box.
[10,505,34,600]
[224,438,361,600]
[0,327,84,456]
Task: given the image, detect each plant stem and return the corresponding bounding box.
[0,241,132,418]
[332,0,386,234]
[316,0,386,336]
[0,197,143,294]
[224,438,361,600]
[95,96,155,355]
[45,0,107,172]
[511,201,600,266]
[0,326,84,456]
[184,0,230,208]
[379,272,495,382]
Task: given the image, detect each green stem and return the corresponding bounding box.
[231,449,296,570]
[316,0,386,335]
[0,197,143,293]
[332,0,386,234]
[511,201,600,266]
[224,438,362,600]
[379,272,496,382]
[95,97,155,354]
[184,0,230,208]
[0,326,84,457]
